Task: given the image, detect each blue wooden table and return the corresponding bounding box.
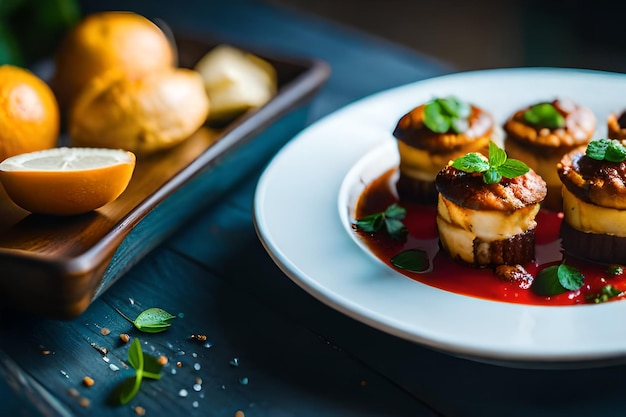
[3,1,626,416]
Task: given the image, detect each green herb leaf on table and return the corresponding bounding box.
[522,102,565,129]
[451,141,530,184]
[423,96,471,134]
[133,308,176,333]
[586,139,626,162]
[390,249,429,272]
[355,203,408,240]
[109,338,165,405]
[531,263,585,296]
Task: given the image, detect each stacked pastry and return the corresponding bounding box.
[435,145,547,267]
[558,139,626,264]
[392,96,498,204]
[503,99,596,211]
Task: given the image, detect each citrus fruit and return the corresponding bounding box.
[194,44,277,122]
[0,64,59,161]
[68,67,210,154]
[51,10,175,111]
[0,147,136,215]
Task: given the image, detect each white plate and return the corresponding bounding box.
[253,68,626,368]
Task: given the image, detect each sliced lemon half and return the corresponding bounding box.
[0,147,136,215]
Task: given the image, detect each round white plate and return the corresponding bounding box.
[253,68,626,367]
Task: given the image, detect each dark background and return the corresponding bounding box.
[269,0,626,72]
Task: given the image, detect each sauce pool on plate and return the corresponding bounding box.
[353,168,626,306]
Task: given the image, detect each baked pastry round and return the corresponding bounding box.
[393,97,499,204]
[435,162,546,267]
[503,98,596,211]
[558,142,626,264]
[607,111,626,140]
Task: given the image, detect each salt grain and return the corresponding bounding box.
[192,401,199,408]
[178,389,189,398]
[193,363,201,371]
[109,364,120,371]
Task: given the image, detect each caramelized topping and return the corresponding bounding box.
[393,103,494,152]
[435,165,546,211]
[558,150,626,208]
[504,98,596,147]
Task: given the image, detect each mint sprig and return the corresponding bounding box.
[451,141,530,184]
[423,96,471,134]
[531,263,585,296]
[586,138,626,162]
[522,102,565,129]
[355,203,407,240]
[109,338,164,405]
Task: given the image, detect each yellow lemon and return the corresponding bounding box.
[0,147,136,215]
[0,65,59,162]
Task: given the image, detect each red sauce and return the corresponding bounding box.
[354,168,626,306]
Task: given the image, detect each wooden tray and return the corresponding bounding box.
[0,34,329,319]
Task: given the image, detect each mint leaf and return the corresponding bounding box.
[423,96,471,134]
[606,140,626,162]
[523,103,565,129]
[586,139,609,160]
[355,203,407,240]
[133,308,176,333]
[488,140,507,167]
[390,249,429,272]
[557,264,585,290]
[483,168,502,184]
[531,263,584,296]
[451,153,489,173]
[497,159,530,178]
[585,139,626,162]
[109,338,164,406]
[423,100,450,133]
[451,141,530,184]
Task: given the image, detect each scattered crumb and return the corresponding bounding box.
[119,333,131,343]
[360,380,367,387]
[90,342,108,356]
[134,406,146,416]
[157,355,168,366]
[190,334,207,341]
[100,327,111,336]
[82,376,95,387]
[67,388,80,398]
[235,410,245,417]
[176,361,183,368]
[78,396,91,408]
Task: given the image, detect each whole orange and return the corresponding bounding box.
[0,65,59,162]
[51,11,176,111]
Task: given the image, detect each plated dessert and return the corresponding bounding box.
[503,99,596,211]
[392,96,498,204]
[351,136,626,306]
[435,142,546,267]
[558,138,626,264]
